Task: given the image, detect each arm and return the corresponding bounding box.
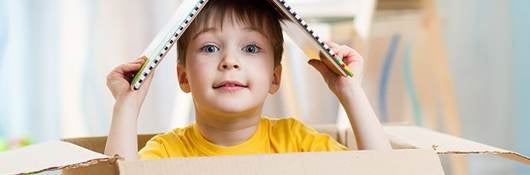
[336,81,391,150]
[308,42,391,150]
[104,57,155,160]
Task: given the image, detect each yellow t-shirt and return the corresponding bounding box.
[139,117,348,159]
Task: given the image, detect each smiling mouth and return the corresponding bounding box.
[212,80,249,89]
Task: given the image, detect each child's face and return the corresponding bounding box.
[177,17,282,116]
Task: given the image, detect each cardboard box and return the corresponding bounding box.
[0,125,528,175]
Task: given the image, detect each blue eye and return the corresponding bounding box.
[243,44,261,54]
[200,44,219,53]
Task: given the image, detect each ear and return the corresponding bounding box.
[177,64,191,93]
[269,65,282,94]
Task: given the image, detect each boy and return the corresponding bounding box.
[104,0,391,160]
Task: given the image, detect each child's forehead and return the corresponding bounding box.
[192,26,268,39]
[191,10,274,39]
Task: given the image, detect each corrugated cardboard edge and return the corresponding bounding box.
[0,141,120,175]
[62,157,120,175]
[117,149,445,175]
[382,125,530,166]
[23,156,119,175]
[436,150,530,166]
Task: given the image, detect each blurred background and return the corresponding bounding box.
[0,0,529,174]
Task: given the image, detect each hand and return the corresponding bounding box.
[106,56,154,108]
[308,41,364,100]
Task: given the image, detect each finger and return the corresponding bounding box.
[318,51,347,70]
[331,45,362,65]
[325,41,346,58]
[319,52,327,59]
[334,47,347,61]
[337,45,357,63]
[343,48,364,65]
[308,59,334,79]
[325,42,352,60]
[109,63,142,77]
[114,62,144,74]
[107,64,144,84]
[130,56,147,63]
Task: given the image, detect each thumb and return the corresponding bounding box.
[308,59,334,79]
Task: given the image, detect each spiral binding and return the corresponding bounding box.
[131,0,352,91]
[274,0,352,77]
[131,0,208,91]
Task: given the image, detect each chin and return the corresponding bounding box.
[208,98,257,114]
[215,102,252,113]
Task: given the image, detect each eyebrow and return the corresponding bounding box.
[191,26,269,40]
[242,27,269,38]
[191,27,218,40]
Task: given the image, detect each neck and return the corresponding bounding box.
[194,106,263,146]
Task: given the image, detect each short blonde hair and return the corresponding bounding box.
[177,0,284,66]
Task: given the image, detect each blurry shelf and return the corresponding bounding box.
[289,0,362,19]
[376,0,423,10]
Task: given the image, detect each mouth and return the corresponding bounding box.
[212,80,249,91]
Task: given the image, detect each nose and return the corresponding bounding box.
[219,54,241,70]
[221,64,239,69]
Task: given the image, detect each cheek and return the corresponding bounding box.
[186,58,216,90]
[247,57,275,91]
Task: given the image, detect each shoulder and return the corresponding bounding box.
[139,124,194,159]
[262,116,348,152]
[262,117,317,133]
[148,124,194,145]
[262,116,320,140]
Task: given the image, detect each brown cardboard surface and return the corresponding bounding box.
[117,149,444,175]
[0,141,112,174]
[343,128,359,150]
[383,125,530,165]
[3,125,529,175]
[62,160,118,175]
[63,134,156,153]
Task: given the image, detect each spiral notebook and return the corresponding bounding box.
[131,0,354,90]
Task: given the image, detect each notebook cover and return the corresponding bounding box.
[130,0,353,91]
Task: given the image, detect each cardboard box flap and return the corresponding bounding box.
[117,149,444,175]
[384,125,530,165]
[0,141,114,175]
